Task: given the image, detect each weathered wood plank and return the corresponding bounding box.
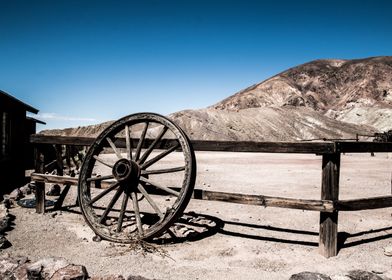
[336,196,392,211]
[192,190,334,212]
[336,142,392,153]
[31,173,112,189]
[319,153,340,258]
[31,173,333,212]
[191,140,335,153]
[30,135,335,153]
[30,135,95,146]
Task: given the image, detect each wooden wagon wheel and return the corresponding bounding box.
[78,113,196,242]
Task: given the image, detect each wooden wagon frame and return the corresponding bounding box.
[29,113,392,258]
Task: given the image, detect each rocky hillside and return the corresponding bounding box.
[170,107,375,141]
[41,56,392,141]
[213,56,392,131]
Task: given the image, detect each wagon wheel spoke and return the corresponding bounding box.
[87,174,114,182]
[141,142,180,169]
[98,185,124,224]
[125,125,133,160]
[139,177,180,197]
[93,155,113,168]
[167,228,177,239]
[116,191,129,232]
[138,126,168,165]
[141,166,185,175]
[131,192,144,235]
[135,122,149,161]
[106,137,123,159]
[89,181,120,205]
[137,184,164,219]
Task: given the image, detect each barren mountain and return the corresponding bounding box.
[41,56,392,141]
[213,56,392,131]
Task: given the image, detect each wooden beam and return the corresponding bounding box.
[30,135,95,146]
[192,190,334,212]
[30,135,336,153]
[319,153,340,258]
[31,173,333,212]
[191,140,335,153]
[336,196,392,211]
[31,173,112,189]
[336,142,392,153]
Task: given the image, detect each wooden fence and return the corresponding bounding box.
[30,134,392,258]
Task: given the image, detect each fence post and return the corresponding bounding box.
[319,152,340,257]
[35,147,46,213]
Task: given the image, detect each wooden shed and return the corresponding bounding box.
[0,90,45,195]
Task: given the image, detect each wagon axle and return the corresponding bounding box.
[112,158,140,186]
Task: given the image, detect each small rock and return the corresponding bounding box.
[93,235,102,242]
[51,264,88,280]
[127,276,153,280]
[384,246,392,256]
[9,188,24,201]
[0,256,29,279]
[27,258,69,279]
[347,270,384,280]
[47,184,61,196]
[290,272,332,280]
[51,212,58,218]
[331,276,351,280]
[19,184,32,195]
[0,203,9,216]
[13,262,29,279]
[105,219,113,226]
[91,275,125,280]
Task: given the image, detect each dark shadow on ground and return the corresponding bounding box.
[0,213,15,249]
[33,201,392,251]
[219,219,319,247]
[338,226,392,252]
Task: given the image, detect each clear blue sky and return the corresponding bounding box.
[1,0,391,130]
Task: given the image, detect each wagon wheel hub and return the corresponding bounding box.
[112,158,140,186]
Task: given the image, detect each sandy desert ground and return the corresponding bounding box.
[2,151,392,279]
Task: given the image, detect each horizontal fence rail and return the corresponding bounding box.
[30,135,392,153]
[31,173,392,213]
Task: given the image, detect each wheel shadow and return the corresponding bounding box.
[151,214,320,246]
[151,211,224,244]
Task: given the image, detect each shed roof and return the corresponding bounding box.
[0,89,39,114]
[26,116,46,125]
